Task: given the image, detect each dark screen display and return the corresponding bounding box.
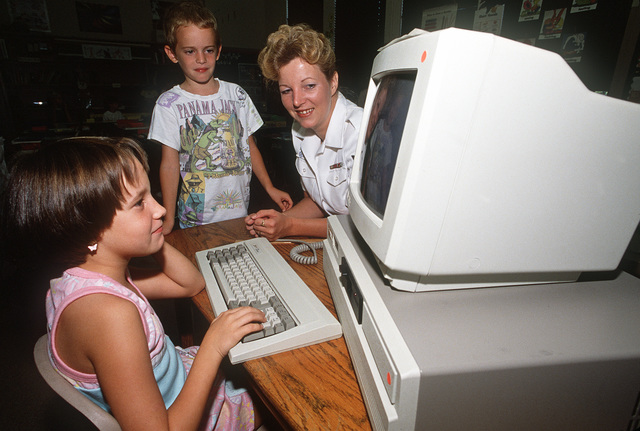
[360,72,416,217]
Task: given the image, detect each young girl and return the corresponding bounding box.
[4,137,265,430]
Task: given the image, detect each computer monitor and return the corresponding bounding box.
[348,28,640,292]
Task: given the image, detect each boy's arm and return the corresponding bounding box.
[248,136,293,211]
[159,145,180,234]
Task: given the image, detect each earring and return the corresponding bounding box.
[88,243,98,253]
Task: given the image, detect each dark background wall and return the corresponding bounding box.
[401,0,636,93]
[1,0,637,141]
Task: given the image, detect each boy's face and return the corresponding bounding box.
[164,25,221,93]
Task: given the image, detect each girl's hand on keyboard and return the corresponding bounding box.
[203,307,266,359]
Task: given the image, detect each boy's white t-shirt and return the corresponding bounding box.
[148,80,263,226]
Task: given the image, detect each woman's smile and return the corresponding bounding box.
[296,108,314,117]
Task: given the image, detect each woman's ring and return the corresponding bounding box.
[261,220,265,227]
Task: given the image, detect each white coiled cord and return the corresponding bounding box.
[276,239,324,265]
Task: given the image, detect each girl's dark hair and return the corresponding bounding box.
[2,136,148,278]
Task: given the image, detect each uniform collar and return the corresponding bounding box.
[323,93,347,150]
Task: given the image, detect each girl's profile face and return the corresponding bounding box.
[277,57,338,141]
[97,161,166,261]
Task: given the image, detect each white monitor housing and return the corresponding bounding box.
[348,28,640,292]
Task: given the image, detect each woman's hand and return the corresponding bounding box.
[265,186,293,211]
[245,209,290,241]
[202,307,266,359]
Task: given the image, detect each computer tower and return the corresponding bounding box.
[324,215,640,431]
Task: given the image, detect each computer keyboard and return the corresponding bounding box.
[195,237,342,364]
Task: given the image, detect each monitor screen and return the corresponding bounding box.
[360,73,416,217]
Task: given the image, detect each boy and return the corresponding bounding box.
[149,1,291,234]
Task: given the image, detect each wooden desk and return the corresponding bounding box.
[165,218,372,430]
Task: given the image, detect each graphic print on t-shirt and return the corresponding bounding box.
[177,106,252,225]
[179,111,248,173]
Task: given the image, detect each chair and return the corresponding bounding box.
[33,335,121,431]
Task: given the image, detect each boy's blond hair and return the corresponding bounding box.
[163,1,220,49]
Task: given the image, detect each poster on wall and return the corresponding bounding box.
[539,8,566,40]
[571,0,597,14]
[561,33,586,63]
[7,0,51,32]
[518,0,543,22]
[151,0,175,43]
[517,37,537,46]
[76,1,123,34]
[473,4,505,35]
[82,44,132,60]
[421,4,458,31]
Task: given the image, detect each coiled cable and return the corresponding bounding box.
[276,239,324,265]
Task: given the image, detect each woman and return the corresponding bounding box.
[245,24,363,240]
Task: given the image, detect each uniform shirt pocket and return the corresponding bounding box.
[327,165,347,187]
[296,157,315,179]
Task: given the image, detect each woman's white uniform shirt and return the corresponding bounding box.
[292,92,363,215]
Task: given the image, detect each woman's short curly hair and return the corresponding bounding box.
[258,24,336,84]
